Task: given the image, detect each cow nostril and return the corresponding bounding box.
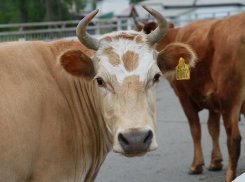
[144,130,153,144]
[118,133,129,147]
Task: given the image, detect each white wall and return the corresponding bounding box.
[175,5,245,27]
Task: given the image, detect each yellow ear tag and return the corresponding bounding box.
[176,57,190,80]
[151,30,154,32]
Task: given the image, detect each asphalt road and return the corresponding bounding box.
[95,79,245,182]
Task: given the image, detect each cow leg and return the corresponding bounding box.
[207,111,223,171]
[178,96,204,174]
[187,110,204,174]
[221,106,241,182]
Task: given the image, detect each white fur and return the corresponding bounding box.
[96,31,158,85]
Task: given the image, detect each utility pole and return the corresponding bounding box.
[46,0,52,22]
[193,0,197,6]
[45,0,53,39]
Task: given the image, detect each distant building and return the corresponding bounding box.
[133,0,245,27]
[96,0,130,18]
[72,0,245,27]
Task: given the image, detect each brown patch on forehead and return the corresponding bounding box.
[136,36,144,44]
[102,46,121,66]
[122,51,139,72]
[119,75,143,93]
[100,36,112,42]
[130,33,141,37]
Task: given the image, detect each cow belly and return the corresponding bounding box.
[191,91,220,112]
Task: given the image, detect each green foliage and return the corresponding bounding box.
[130,0,145,3]
[0,0,88,24]
[73,0,88,11]
[0,0,20,24]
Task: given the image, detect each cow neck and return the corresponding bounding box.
[50,40,112,154]
[167,28,180,43]
[156,28,180,51]
[51,75,113,180]
[48,41,112,180]
[71,77,112,151]
[68,78,113,180]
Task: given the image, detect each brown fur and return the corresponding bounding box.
[122,51,139,72]
[168,23,175,29]
[102,46,121,66]
[100,36,112,42]
[112,32,136,41]
[60,50,95,80]
[137,12,245,182]
[135,36,144,44]
[0,40,112,182]
[0,25,200,181]
[134,21,157,34]
[157,43,196,74]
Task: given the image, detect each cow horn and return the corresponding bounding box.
[76,9,100,50]
[142,5,168,45]
[132,12,145,30]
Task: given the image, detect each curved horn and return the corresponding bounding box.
[132,12,145,31]
[142,5,168,45]
[76,9,100,50]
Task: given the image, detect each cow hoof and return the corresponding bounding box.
[188,163,204,175]
[188,169,203,175]
[208,158,223,171]
[208,165,223,171]
[214,158,223,163]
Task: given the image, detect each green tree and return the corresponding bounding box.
[0,0,88,24]
[130,0,145,3]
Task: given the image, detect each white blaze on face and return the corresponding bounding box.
[96,31,157,84]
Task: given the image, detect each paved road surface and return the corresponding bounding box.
[95,80,245,182]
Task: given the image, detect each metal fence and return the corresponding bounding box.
[168,9,244,27]
[0,18,134,42]
[0,9,243,42]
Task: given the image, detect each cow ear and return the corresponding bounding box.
[145,22,157,34]
[157,43,197,75]
[60,50,96,80]
[168,23,175,28]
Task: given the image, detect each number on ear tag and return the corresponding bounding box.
[176,57,190,80]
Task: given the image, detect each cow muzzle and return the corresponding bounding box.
[117,130,154,156]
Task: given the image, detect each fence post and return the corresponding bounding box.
[117,19,122,31]
[18,26,26,41]
[95,21,100,35]
[61,23,65,38]
[195,13,198,20]
[127,18,131,30]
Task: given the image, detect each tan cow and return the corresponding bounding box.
[134,12,245,182]
[0,5,196,182]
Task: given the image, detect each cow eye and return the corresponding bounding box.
[153,73,161,82]
[96,77,106,87]
[97,78,103,85]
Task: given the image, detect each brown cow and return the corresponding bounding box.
[134,12,245,182]
[0,5,196,182]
